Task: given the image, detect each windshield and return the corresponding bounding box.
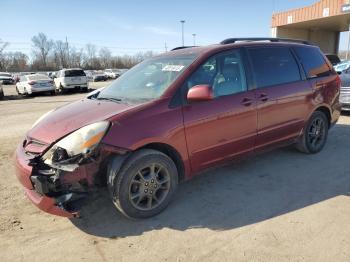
[97,54,197,102]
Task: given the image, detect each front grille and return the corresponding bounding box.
[23,137,49,155]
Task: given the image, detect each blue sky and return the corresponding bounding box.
[0,0,345,56]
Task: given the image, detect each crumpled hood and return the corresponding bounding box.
[27,98,138,145]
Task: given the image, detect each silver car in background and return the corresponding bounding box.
[339,67,350,111]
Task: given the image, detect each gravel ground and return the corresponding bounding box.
[0,82,349,262]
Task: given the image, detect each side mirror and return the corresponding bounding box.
[187,85,214,102]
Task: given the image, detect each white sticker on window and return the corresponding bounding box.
[162,65,185,72]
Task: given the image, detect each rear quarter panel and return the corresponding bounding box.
[307,74,341,125]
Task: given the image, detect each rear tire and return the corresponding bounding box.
[108,149,178,219]
[56,84,64,94]
[0,88,4,99]
[296,111,329,154]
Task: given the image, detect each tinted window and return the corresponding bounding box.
[64,70,86,77]
[248,47,301,88]
[325,54,340,65]
[294,46,331,78]
[186,50,247,98]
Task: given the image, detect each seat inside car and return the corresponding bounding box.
[213,63,243,97]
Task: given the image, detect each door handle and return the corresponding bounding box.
[241,97,253,106]
[259,93,269,102]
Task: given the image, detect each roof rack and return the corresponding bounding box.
[171,46,198,51]
[220,37,313,45]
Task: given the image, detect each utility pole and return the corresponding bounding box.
[180,20,185,46]
[164,42,168,52]
[192,33,196,46]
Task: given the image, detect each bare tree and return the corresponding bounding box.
[85,43,96,68]
[69,47,84,68]
[0,39,9,70]
[5,52,28,71]
[31,33,54,69]
[53,40,68,68]
[99,47,112,68]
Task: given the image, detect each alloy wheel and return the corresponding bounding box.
[307,117,326,151]
[128,163,170,211]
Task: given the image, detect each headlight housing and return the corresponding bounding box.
[43,121,110,166]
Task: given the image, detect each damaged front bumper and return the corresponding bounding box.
[14,143,110,218]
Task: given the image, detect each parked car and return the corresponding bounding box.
[0,81,4,99]
[47,71,57,79]
[54,68,88,93]
[338,67,350,111]
[0,72,14,85]
[334,60,350,73]
[325,54,341,66]
[16,74,55,95]
[92,73,108,82]
[104,69,120,79]
[14,38,341,219]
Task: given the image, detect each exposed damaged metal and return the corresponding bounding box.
[21,137,122,217]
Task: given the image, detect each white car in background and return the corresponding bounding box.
[104,69,120,79]
[54,68,88,93]
[16,74,55,95]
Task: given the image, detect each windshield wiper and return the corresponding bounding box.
[96,97,122,103]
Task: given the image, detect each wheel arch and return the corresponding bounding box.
[314,105,331,128]
[138,142,185,182]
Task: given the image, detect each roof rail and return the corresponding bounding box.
[220,37,313,45]
[171,46,198,51]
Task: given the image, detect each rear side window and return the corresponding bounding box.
[247,47,301,89]
[294,46,331,78]
[326,54,340,65]
[64,70,86,77]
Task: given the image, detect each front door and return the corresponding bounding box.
[182,49,257,173]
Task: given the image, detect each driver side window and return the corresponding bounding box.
[186,49,247,98]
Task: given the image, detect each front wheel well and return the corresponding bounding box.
[139,143,185,182]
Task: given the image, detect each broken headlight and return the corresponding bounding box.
[43,121,110,166]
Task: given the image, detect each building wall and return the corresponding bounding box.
[274,27,340,54]
[272,0,344,27]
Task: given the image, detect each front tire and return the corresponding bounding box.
[108,149,178,219]
[296,111,329,154]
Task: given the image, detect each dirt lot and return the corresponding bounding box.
[0,82,349,262]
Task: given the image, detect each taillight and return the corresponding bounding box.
[335,75,341,88]
[28,81,36,85]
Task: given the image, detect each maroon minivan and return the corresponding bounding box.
[14,38,341,219]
